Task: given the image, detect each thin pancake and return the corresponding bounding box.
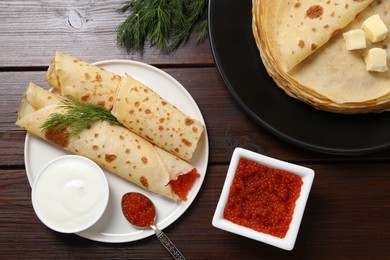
[45,51,205,161]
[253,0,390,113]
[112,75,204,161]
[261,0,374,72]
[45,50,121,111]
[16,83,198,200]
[290,2,390,105]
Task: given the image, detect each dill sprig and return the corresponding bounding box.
[41,102,122,138]
[116,0,209,53]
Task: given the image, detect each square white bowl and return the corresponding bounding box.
[212,147,314,250]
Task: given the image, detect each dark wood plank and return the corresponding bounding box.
[2,0,390,259]
[4,68,390,168]
[0,0,213,68]
[1,163,390,259]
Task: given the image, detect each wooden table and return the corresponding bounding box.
[1,1,390,259]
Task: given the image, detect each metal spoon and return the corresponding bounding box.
[121,192,186,260]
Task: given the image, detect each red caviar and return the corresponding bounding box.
[169,169,200,201]
[122,193,155,227]
[224,158,303,238]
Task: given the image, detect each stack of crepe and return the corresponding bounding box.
[16,52,206,201]
[252,0,390,113]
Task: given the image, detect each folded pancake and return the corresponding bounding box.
[252,0,390,113]
[16,83,199,201]
[45,51,204,161]
[289,2,390,108]
[257,0,374,72]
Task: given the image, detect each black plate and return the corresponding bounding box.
[208,0,390,155]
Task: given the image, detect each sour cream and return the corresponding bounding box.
[32,155,109,233]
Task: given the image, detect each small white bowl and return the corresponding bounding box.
[32,155,110,233]
[212,148,314,250]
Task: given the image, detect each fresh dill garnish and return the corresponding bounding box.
[116,0,208,53]
[41,101,122,138]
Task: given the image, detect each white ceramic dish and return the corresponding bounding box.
[212,147,314,251]
[24,60,209,243]
[32,155,109,233]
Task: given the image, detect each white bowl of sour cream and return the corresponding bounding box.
[31,155,109,233]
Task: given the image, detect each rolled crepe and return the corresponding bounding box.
[112,75,204,162]
[45,51,204,161]
[16,83,199,201]
[17,82,63,121]
[45,51,122,111]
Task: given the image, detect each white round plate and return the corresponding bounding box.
[24,60,209,243]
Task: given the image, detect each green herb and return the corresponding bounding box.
[41,102,122,138]
[116,0,208,53]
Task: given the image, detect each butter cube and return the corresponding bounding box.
[362,14,388,43]
[343,29,366,50]
[363,48,388,72]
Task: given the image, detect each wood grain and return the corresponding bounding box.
[1,0,390,259]
[4,68,390,167]
[1,164,390,259]
[0,0,213,67]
